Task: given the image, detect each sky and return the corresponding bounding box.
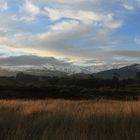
[0,0,140,67]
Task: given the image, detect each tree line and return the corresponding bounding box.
[0,72,139,100]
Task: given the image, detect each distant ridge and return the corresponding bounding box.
[0,67,16,77]
[93,63,140,79]
[0,63,140,79]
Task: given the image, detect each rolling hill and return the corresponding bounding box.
[93,64,140,79]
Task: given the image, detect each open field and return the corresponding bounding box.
[0,100,140,140]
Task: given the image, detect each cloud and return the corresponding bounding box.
[0,1,8,11]
[0,53,5,56]
[0,20,121,60]
[135,37,140,45]
[123,4,134,10]
[18,0,41,21]
[122,0,140,10]
[49,20,80,32]
[45,7,122,28]
[46,0,92,4]
[0,0,139,68]
[111,49,140,58]
[0,55,69,66]
[24,0,40,15]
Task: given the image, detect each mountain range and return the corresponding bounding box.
[0,63,140,79]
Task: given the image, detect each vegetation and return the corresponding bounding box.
[136,71,140,79]
[0,100,140,140]
[0,73,140,100]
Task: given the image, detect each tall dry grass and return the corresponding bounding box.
[0,100,140,140]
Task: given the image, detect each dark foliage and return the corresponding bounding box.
[0,73,139,100]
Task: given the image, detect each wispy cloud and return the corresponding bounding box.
[0,1,8,11]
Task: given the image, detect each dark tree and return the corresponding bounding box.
[112,73,120,88]
[136,71,140,79]
[112,73,119,81]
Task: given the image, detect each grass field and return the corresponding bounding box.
[0,100,140,140]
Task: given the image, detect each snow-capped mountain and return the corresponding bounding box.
[1,62,140,78]
[2,64,91,75]
[2,63,126,75]
[0,55,131,76]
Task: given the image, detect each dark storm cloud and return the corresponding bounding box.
[0,55,70,66]
[0,53,5,56]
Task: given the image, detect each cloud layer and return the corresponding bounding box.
[0,0,140,67]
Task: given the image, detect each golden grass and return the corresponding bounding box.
[0,100,140,140]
